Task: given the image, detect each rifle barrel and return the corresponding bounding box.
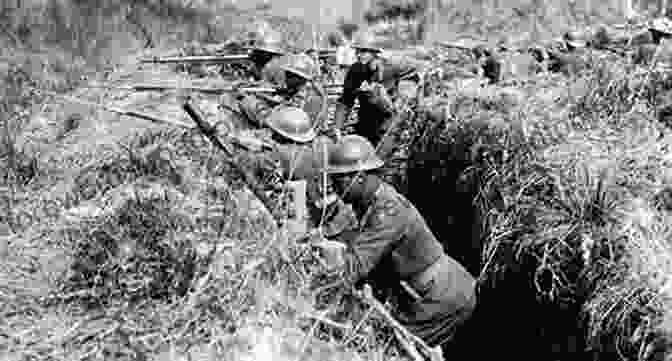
[140,54,251,64]
[86,83,285,94]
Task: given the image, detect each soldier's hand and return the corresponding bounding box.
[330,128,342,141]
[233,133,265,152]
[358,81,372,92]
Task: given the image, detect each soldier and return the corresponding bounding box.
[631,19,672,66]
[237,106,356,236]
[312,135,477,355]
[235,56,351,235]
[541,37,590,76]
[332,33,416,146]
[563,30,588,52]
[237,53,326,132]
[648,18,672,45]
[248,30,287,82]
[472,45,501,84]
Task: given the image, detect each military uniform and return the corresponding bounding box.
[260,54,294,86]
[273,139,357,234]
[247,30,286,81]
[240,134,357,234]
[238,52,326,132]
[330,181,477,347]
[316,135,477,351]
[336,57,415,146]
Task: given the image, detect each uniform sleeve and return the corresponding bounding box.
[321,199,359,237]
[335,207,404,284]
[237,88,275,127]
[261,57,286,87]
[338,64,363,108]
[304,81,328,129]
[370,58,385,83]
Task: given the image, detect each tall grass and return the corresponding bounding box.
[400,46,672,361]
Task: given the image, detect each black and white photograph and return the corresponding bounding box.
[1,0,672,360]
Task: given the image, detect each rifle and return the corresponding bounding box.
[183,99,274,209]
[37,88,280,223]
[240,46,337,59]
[358,284,444,361]
[86,83,279,95]
[304,48,337,60]
[140,54,252,64]
[141,49,338,65]
[435,39,486,53]
[36,89,193,128]
[85,82,344,96]
[36,88,273,152]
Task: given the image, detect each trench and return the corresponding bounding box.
[396,155,591,361]
[372,105,598,361]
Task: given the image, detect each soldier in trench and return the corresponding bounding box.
[234,57,356,236]
[238,106,356,236]
[332,32,417,154]
[236,53,327,132]
[247,30,289,83]
[311,134,478,356]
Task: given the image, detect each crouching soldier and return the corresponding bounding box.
[248,31,287,83]
[237,53,327,133]
[312,135,477,354]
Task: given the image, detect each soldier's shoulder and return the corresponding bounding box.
[371,184,409,221]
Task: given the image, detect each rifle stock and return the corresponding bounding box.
[182,100,274,209]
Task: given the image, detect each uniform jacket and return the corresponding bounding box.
[239,135,357,235]
[339,57,416,109]
[261,54,292,86]
[333,181,477,346]
[338,58,414,144]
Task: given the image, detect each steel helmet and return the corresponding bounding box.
[351,32,383,54]
[253,30,285,55]
[325,135,384,174]
[266,106,316,143]
[281,53,318,80]
[563,31,587,48]
[649,17,672,35]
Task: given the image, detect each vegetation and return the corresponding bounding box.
[401,55,672,360]
[2,1,672,361]
[363,0,427,23]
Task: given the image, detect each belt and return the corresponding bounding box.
[405,255,448,296]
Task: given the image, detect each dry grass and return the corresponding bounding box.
[0,120,397,360]
[400,39,672,360]
[3,2,672,361]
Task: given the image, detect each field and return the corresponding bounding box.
[1,1,672,361]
